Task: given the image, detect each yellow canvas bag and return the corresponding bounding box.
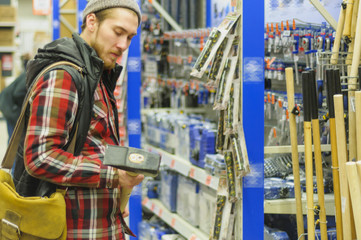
[0,170,67,239]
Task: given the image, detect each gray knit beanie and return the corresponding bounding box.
[82,0,141,26]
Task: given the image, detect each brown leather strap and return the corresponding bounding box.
[1,61,82,169]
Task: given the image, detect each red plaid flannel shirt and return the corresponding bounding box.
[24,69,126,239]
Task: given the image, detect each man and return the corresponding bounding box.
[13,0,144,239]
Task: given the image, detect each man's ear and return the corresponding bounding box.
[86,13,97,32]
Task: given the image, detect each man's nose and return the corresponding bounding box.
[116,37,128,51]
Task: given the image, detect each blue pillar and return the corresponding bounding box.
[52,0,60,40]
[206,0,212,28]
[127,0,142,237]
[242,0,265,239]
[77,0,88,34]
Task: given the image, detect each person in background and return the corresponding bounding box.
[12,0,144,239]
[0,54,30,142]
[0,54,29,175]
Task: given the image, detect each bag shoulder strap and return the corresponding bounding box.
[1,61,82,169]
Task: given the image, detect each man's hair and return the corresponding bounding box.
[81,8,113,32]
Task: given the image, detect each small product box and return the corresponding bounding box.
[176,175,200,227]
[198,184,217,234]
[160,170,178,212]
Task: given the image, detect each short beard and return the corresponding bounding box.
[91,27,116,70]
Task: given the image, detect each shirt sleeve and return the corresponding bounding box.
[24,69,119,188]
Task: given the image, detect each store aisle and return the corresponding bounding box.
[0,119,8,161]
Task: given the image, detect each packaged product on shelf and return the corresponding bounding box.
[191,12,241,78]
[161,234,186,240]
[208,37,229,82]
[231,134,243,174]
[225,87,234,133]
[204,154,226,176]
[160,169,178,212]
[264,154,293,178]
[146,180,161,199]
[158,115,176,154]
[264,226,290,240]
[216,110,225,152]
[199,184,217,234]
[176,175,200,227]
[236,125,250,176]
[214,59,229,107]
[215,38,240,110]
[210,178,236,240]
[189,123,217,168]
[224,151,237,202]
[138,219,175,240]
[174,119,191,158]
[264,178,295,200]
[145,113,187,154]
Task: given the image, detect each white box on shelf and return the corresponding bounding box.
[198,184,217,234]
[176,175,200,227]
[161,234,186,240]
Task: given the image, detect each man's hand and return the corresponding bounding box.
[118,169,144,189]
[122,207,129,218]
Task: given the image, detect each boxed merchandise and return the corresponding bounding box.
[198,184,217,234]
[145,113,191,154]
[199,128,217,166]
[176,175,200,227]
[146,180,161,199]
[174,119,191,158]
[160,170,178,212]
[0,5,16,22]
[264,178,295,200]
[161,234,186,240]
[264,226,290,240]
[138,220,175,240]
[0,28,14,46]
[158,115,176,153]
[189,123,217,168]
[204,154,226,176]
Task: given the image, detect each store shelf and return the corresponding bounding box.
[264,144,332,154]
[141,108,207,114]
[264,193,335,216]
[0,46,16,52]
[143,144,219,191]
[142,198,208,240]
[0,22,16,27]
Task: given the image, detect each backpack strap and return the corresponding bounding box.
[1,61,82,169]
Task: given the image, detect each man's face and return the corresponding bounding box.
[90,8,138,70]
